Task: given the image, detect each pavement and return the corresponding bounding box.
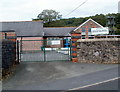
[2,61,119,90]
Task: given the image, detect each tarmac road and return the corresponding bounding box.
[77,78,119,90]
[2,62,119,91]
[13,66,119,90]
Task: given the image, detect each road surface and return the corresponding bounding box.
[13,66,119,90]
[2,62,119,92]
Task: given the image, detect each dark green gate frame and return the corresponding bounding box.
[43,39,46,62]
[19,39,72,62]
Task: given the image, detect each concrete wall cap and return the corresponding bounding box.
[77,38,120,42]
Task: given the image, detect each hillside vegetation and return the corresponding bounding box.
[44,13,120,35]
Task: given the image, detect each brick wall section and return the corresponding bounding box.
[75,19,101,39]
[77,38,120,64]
[17,37,43,51]
[71,32,81,62]
[0,32,16,41]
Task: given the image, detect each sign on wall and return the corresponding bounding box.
[51,40,60,45]
[91,27,109,35]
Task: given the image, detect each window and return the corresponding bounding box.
[88,32,92,36]
[82,32,86,35]
[47,40,52,45]
[82,36,86,39]
[88,28,91,32]
[82,28,86,32]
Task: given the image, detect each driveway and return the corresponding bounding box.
[2,61,118,90]
[21,51,70,61]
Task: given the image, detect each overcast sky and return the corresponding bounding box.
[0,0,119,21]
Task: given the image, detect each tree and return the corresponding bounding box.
[36,9,62,23]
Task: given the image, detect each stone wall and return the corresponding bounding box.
[77,38,120,64]
[1,40,17,76]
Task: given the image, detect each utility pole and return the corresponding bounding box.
[106,16,116,35]
[118,1,120,13]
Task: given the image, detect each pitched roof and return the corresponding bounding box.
[43,27,76,36]
[73,18,104,31]
[0,21,43,36]
[0,30,15,32]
